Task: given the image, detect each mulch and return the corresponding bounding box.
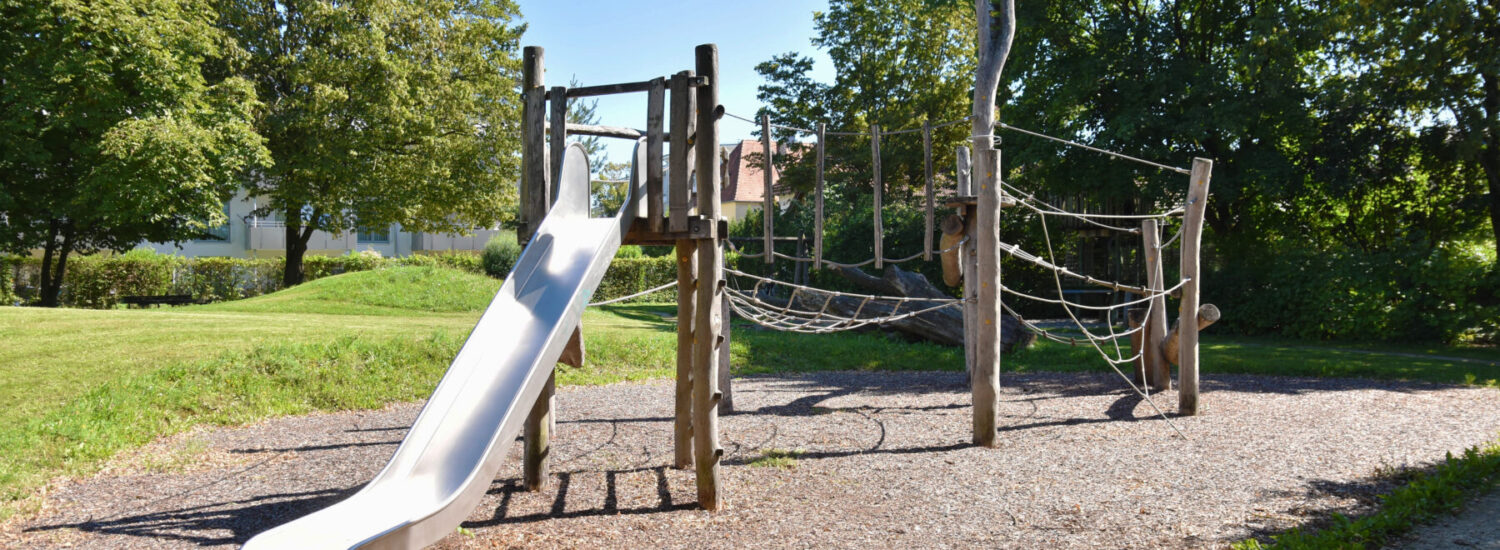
[5,371,1498,549]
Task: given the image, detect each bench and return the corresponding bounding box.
[120,294,203,308]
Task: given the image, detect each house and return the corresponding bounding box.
[719,139,793,222]
[140,190,501,258]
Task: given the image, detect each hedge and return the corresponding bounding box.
[4,247,679,309]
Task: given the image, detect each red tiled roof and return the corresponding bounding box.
[721,139,778,203]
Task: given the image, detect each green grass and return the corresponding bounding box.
[1232,437,1500,549]
[747,448,802,469]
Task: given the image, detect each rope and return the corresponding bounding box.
[992,125,1191,175]
[588,281,677,306]
[722,110,974,138]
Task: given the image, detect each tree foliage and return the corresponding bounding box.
[212,0,525,285]
[0,0,270,306]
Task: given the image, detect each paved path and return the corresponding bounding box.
[1395,487,1500,549]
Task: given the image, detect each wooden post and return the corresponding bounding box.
[1141,219,1170,391]
[956,146,971,196]
[923,119,934,261]
[549,86,567,207]
[1178,158,1213,416]
[718,292,734,413]
[673,240,696,469]
[794,234,807,285]
[519,46,553,491]
[871,123,883,269]
[668,71,696,233]
[646,78,666,232]
[971,147,1001,448]
[962,206,978,378]
[1127,309,1147,384]
[761,114,775,265]
[691,43,724,511]
[1165,304,1221,363]
[814,123,825,270]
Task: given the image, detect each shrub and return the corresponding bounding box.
[596,256,677,302]
[0,256,19,306]
[61,249,181,308]
[615,245,645,259]
[481,233,522,278]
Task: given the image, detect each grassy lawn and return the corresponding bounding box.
[0,264,1495,523]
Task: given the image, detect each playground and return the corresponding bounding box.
[9,369,1499,548]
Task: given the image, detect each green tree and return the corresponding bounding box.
[213,0,525,286]
[0,0,270,306]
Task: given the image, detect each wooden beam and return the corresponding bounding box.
[647,78,666,233]
[718,292,734,413]
[519,45,552,491]
[872,123,883,269]
[1165,304,1221,364]
[972,146,1001,448]
[548,86,567,207]
[622,215,722,245]
[668,71,696,232]
[956,146,971,196]
[1178,157,1213,416]
[691,43,723,511]
[940,214,965,287]
[1142,219,1170,391]
[814,123,826,270]
[762,114,775,265]
[1127,308,1147,384]
[923,119,934,261]
[673,240,696,469]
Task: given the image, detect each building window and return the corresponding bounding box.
[197,202,231,241]
[357,224,391,243]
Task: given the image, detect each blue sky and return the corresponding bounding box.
[516,1,834,163]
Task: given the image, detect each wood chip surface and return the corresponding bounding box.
[6,372,1498,549]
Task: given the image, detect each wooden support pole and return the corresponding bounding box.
[872,123,883,269]
[1165,304,1221,364]
[814,123,826,270]
[1178,158,1213,416]
[972,146,1001,448]
[647,78,666,233]
[668,71,696,233]
[956,146,972,196]
[549,86,567,206]
[691,43,724,511]
[673,240,697,469]
[718,292,734,413]
[761,114,775,265]
[1141,219,1170,391]
[519,45,554,491]
[923,119,935,261]
[962,205,979,378]
[1127,309,1147,385]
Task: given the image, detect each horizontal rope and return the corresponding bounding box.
[588,281,677,306]
[992,125,1191,175]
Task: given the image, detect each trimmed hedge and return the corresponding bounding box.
[4,246,681,309]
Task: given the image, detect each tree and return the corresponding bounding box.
[0,0,270,306]
[213,0,525,286]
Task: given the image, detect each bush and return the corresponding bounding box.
[596,256,677,302]
[176,257,281,302]
[62,249,181,308]
[481,233,522,278]
[0,256,19,306]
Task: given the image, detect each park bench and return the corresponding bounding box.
[120,294,203,308]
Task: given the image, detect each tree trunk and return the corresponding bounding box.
[37,221,73,307]
[1482,70,1500,262]
[281,208,314,287]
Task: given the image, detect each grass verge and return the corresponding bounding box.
[1232,436,1500,549]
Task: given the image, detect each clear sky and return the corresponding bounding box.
[516,1,834,163]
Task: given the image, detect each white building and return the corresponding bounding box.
[142,190,502,258]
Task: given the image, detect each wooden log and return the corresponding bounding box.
[1164,304,1220,365]
[549,86,567,206]
[956,146,972,196]
[923,119,934,261]
[518,46,547,245]
[962,203,978,377]
[1178,158,1213,416]
[522,372,554,491]
[646,78,666,233]
[718,292,734,413]
[872,124,883,269]
[940,214,966,287]
[762,114,775,265]
[554,79,656,98]
[691,43,723,511]
[1142,219,1170,391]
[1127,309,1147,385]
[668,71,695,232]
[814,123,826,270]
[972,146,1001,448]
[673,239,696,469]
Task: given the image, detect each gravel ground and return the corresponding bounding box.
[5,371,1499,549]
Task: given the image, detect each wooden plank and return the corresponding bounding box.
[972,147,1001,448]
[871,124,883,269]
[549,86,567,206]
[761,114,775,265]
[647,78,666,233]
[691,43,723,511]
[622,215,721,245]
[1141,219,1170,391]
[814,123,825,270]
[519,45,552,491]
[554,123,643,140]
[1178,158,1213,416]
[923,119,934,261]
[673,239,697,469]
[668,71,695,232]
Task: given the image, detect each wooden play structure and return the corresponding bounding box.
[515,3,1215,513]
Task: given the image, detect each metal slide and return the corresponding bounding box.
[244,142,643,549]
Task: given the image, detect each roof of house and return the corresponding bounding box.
[721,139,778,203]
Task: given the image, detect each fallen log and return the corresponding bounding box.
[1163,303,1220,365]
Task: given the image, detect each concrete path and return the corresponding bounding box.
[1394,487,1500,549]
